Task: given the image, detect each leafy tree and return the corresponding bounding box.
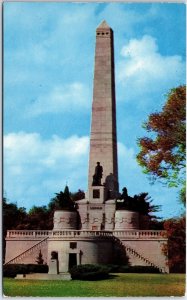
[29,206,50,229]
[16,205,52,230]
[35,250,44,265]
[3,197,27,262]
[48,185,76,211]
[116,187,161,221]
[71,189,85,201]
[3,197,27,231]
[137,86,186,205]
[148,219,164,230]
[162,216,185,273]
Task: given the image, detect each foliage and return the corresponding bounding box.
[3,198,27,233]
[3,185,83,234]
[3,274,185,297]
[148,219,164,230]
[3,264,48,278]
[70,264,109,280]
[35,250,44,265]
[116,188,161,220]
[163,216,185,273]
[3,186,82,261]
[16,205,52,230]
[104,264,160,273]
[3,197,28,262]
[137,86,186,205]
[48,185,76,211]
[71,189,85,201]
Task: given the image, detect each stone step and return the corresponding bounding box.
[15,273,71,280]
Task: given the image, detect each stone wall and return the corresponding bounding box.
[53,211,78,230]
[115,211,139,230]
[5,229,168,273]
[121,239,169,273]
[47,238,114,273]
[5,238,48,264]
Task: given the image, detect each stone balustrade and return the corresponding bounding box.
[6,230,52,237]
[51,230,113,237]
[113,230,167,239]
[6,230,167,239]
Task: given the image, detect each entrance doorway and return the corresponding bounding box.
[69,253,77,270]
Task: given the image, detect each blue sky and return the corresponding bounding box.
[3,2,186,219]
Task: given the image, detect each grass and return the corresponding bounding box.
[3,273,186,297]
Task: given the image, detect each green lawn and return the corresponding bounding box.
[3,273,185,297]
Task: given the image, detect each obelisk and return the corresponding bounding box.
[88,21,119,200]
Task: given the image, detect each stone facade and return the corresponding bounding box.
[5,229,168,273]
[4,21,169,275]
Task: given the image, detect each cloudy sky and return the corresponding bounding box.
[4,2,186,219]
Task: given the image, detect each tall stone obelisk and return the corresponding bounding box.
[88,21,119,200]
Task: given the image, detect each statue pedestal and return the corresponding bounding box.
[89,186,107,204]
[48,259,59,275]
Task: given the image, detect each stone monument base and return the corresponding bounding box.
[15,273,71,280]
[48,259,58,274]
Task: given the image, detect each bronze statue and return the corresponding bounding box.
[92,162,103,186]
[121,187,128,199]
[51,251,58,260]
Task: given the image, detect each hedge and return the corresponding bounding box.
[105,264,160,273]
[3,264,48,278]
[70,264,109,280]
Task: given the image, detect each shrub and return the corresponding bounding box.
[70,264,109,280]
[103,264,120,273]
[127,266,160,273]
[104,264,160,273]
[3,264,48,278]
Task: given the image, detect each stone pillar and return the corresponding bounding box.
[88,20,118,199]
[48,259,59,275]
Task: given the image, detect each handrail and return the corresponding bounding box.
[4,237,49,265]
[113,236,167,273]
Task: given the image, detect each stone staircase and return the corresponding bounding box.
[112,236,166,273]
[4,237,49,265]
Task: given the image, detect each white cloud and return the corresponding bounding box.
[117,35,185,101]
[4,132,183,218]
[4,132,89,208]
[118,142,137,171]
[4,132,139,209]
[98,3,147,37]
[27,82,91,116]
[117,142,146,193]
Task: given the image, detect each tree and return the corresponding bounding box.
[71,189,85,201]
[116,187,161,221]
[28,206,50,229]
[163,216,185,273]
[3,197,27,231]
[35,249,44,265]
[48,185,76,211]
[137,86,186,205]
[3,197,27,262]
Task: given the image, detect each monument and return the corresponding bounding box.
[88,20,118,194]
[4,21,169,278]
